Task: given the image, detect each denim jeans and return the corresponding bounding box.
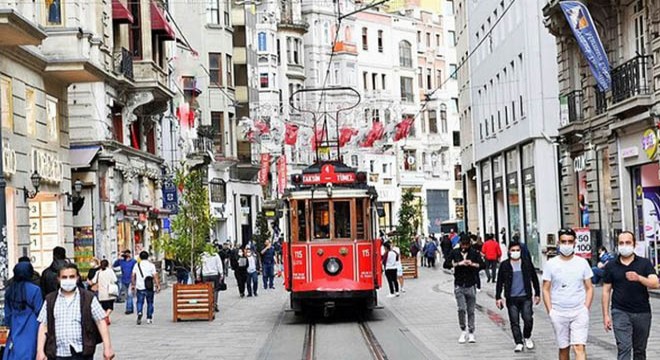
[506,296,534,345]
[247,272,258,296]
[612,308,652,360]
[455,285,476,333]
[262,263,274,289]
[485,260,498,281]
[136,289,155,319]
[119,282,133,313]
[591,267,605,284]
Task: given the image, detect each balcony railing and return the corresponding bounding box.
[611,55,651,103]
[113,47,133,80]
[594,86,607,115]
[191,137,213,155]
[566,90,583,124]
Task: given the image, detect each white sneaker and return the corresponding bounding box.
[514,344,524,352]
[476,288,482,293]
[146,319,153,325]
[401,288,406,293]
[386,294,396,298]
[524,338,534,349]
[395,292,400,297]
[467,333,476,343]
[458,331,467,344]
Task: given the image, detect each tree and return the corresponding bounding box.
[252,209,271,251]
[396,188,421,257]
[153,167,214,274]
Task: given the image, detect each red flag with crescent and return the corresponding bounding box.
[176,103,191,128]
[254,119,270,135]
[394,117,414,141]
[338,127,358,147]
[360,121,384,147]
[284,123,299,145]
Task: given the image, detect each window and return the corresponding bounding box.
[445,0,454,14]
[449,63,457,79]
[381,74,386,90]
[211,111,224,155]
[209,53,223,86]
[45,0,63,25]
[294,38,301,64]
[372,73,378,90]
[129,1,142,58]
[436,34,441,47]
[362,27,368,50]
[417,31,422,44]
[440,104,448,133]
[418,67,423,87]
[112,107,123,143]
[313,202,330,239]
[400,77,414,102]
[399,41,412,68]
[429,110,438,134]
[505,106,509,125]
[451,98,459,113]
[260,73,269,88]
[351,155,358,167]
[46,96,58,142]
[286,37,292,63]
[207,0,220,24]
[520,95,524,116]
[448,31,456,46]
[372,109,380,122]
[1,77,13,130]
[210,179,226,203]
[480,122,483,140]
[498,110,502,129]
[363,72,369,90]
[258,32,267,51]
[512,100,516,121]
[370,160,375,173]
[146,126,156,154]
[453,131,460,147]
[404,150,417,171]
[226,54,233,87]
[276,39,281,64]
[426,32,431,47]
[436,70,442,89]
[223,0,230,27]
[377,30,383,52]
[426,68,432,90]
[24,88,35,136]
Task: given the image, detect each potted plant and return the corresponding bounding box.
[154,167,216,321]
[395,188,422,279]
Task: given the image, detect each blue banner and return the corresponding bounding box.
[560,1,611,91]
[162,179,178,215]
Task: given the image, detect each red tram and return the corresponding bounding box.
[282,161,382,315]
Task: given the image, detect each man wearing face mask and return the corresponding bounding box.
[495,242,541,353]
[36,263,114,360]
[542,228,593,360]
[602,231,659,360]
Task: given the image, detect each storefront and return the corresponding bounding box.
[481,162,494,234]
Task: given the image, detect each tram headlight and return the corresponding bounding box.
[323,257,342,276]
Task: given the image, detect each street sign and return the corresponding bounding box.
[575,227,592,259]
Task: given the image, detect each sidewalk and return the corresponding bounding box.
[379,265,660,360]
[97,275,289,360]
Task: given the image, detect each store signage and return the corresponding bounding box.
[32,148,63,183]
[621,146,639,159]
[302,164,356,185]
[162,179,178,215]
[641,129,658,160]
[3,142,16,177]
[573,154,586,172]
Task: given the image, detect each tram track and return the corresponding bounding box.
[302,320,388,360]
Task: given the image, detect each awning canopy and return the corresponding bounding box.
[150,2,175,41]
[112,0,134,24]
[69,146,100,169]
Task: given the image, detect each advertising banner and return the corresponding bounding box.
[259,153,271,186]
[277,155,287,194]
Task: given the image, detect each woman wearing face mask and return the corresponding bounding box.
[3,262,43,360]
[233,247,249,298]
[495,242,541,353]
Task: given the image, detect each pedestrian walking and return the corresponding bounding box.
[382,242,400,297]
[260,240,276,290]
[602,231,659,360]
[440,235,452,260]
[245,247,260,297]
[92,260,118,325]
[445,234,484,343]
[232,248,249,297]
[3,262,43,360]
[35,263,114,360]
[39,246,69,298]
[424,238,438,268]
[592,246,615,285]
[131,251,161,325]
[6,256,41,289]
[393,243,405,293]
[219,242,231,278]
[542,228,593,360]
[495,242,541,353]
[198,251,223,312]
[471,234,484,292]
[481,233,501,283]
[112,250,136,314]
[85,258,100,293]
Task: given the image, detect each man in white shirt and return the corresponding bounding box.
[131,251,161,325]
[542,228,594,360]
[198,251,224,312]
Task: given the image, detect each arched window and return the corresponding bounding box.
[399,41,412,68]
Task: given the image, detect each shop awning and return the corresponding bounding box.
[69,146,100,169]
[112,0,134,24]
[150,2,175,41]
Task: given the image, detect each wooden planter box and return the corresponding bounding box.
[172,282,215,322]
[401,256,418,279]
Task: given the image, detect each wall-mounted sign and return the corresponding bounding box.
[3,142,16,177]
[642,129,658,160]
[573,154,586,173]
[621,146,639,159]
[32,148,63,183]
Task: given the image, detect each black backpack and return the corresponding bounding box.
[138,263,154,291]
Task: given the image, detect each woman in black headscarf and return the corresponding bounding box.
[3,262,43,360]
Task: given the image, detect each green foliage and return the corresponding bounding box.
[252,209,271,250]
[152,168,214,272]
[396,188,421,257]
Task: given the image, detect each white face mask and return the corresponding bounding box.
[619,245,634,257]
[510,250,521,260]
[60,278,77,292]
[559,244,575,257]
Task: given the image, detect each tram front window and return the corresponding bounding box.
[313,202,330,239]
[334,201,352,239]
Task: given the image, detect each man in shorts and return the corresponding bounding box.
[542,228,594,360]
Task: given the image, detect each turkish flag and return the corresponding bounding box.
[338,127,357,147]
[258,153,271,186]
[312,127,326,150]
[394,117,414,141]
[277,155,287,194]
[176,103,191,128]
[360,121,384,147]
[246,129,256,143]
[284,123,299,145]
[254,119,270,135]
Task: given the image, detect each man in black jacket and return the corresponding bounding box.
[495,242,541,353]
[445,234,484,344]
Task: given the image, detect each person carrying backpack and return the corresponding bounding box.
[131,251,161,325]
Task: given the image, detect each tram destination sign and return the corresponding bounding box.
[302,164,356,185]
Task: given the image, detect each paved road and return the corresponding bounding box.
[97,266,660,359]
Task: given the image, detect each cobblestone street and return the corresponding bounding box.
[99,266,660,359]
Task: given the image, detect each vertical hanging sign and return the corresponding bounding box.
[277,155,287,194]
[259,153,271,186]
[560,1,611,91]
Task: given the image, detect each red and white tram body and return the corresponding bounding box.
[282,161,382,313]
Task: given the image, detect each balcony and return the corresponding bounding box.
[0,9,47,46]
[567,90,584,124]
[40,28,106,83]
[609,55,652,117]
[333,41,357,55]
[187,136,213,167]
[277,19,308,34]
[132,60,175,101]
[113,47,134,81]
[595,87,607,115]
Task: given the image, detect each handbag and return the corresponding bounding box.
[108,282,119,297]
[218,278,227,291]
[138,263,154,291]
